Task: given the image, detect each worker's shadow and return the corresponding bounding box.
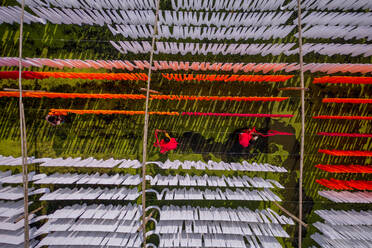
[177,119,300,169]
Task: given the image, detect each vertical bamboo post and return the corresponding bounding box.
[18,0,29,247]
[297,0,305,247]
[141,0,161,247]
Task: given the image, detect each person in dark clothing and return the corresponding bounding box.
[46,115,65,126]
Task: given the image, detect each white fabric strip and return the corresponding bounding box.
[284,0,372,11]
[145,187,281,201]
[171,0,286,11]
[39,187,140,201]
[300,25,372,41]
[155,220,289,237]
[318,191,372,203]
[0,155,48,166]
[20,0,286,11]
[0,6,45,24]
[33,173,141,186]
[0,172,45,184]
[36,231,142,247]
[110,41,372,57]
[38,157,132,168]
[311,232,372,248]
[1,57,371,74]
[20,0,156,10]
[109,24,295,40]
[315,209,372,226]
[300,11,372,26]
[148,160,287,172]
[0,186,48,201]
[149,174,284,188]
[24,7,292,27]
[313,222,372,241]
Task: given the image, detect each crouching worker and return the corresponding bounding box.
[45,114,65,126]
[154,129,178,154]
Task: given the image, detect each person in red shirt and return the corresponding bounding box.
[154,129,178,154]
[239,127,260,148]
[239,127,294,148]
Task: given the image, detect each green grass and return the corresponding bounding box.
[0,2,371,247]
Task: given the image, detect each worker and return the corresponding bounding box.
[239,127,260,147]
[239,127,294,147]
[154,129,178,153]
[45,115,64,126]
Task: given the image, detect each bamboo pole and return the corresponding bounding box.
[141,0,161,247]
[17,0,29,247]
[297,0,306,247]
[15,206,43,223]
[272,201,308,228]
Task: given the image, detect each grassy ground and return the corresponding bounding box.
[0,1,371,247]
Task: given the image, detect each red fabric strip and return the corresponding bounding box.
[313,116,372,120]
[182,112,294,118]
[316,178,372,190]
[317,132,372,137]
[323,98,372,104]
[315,164,372,173]
[318,149,372,156]
[314,76,372,84]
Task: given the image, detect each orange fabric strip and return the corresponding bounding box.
[0,91,288,102]
[48,109,179,116]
